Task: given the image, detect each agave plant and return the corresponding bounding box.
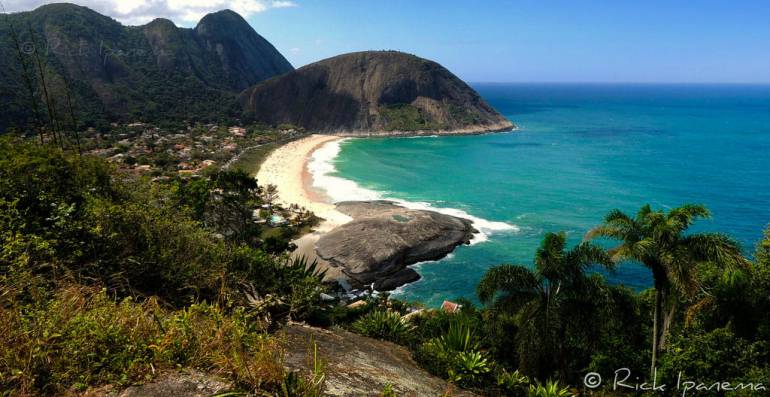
[527,379,573,397]
[284,255,327,281]
[351,310,414,343]
[497,369,530,393]
[432,321,480,354]
[448,350,491,385]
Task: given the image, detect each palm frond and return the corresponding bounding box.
[666,204,710,231]
[535,232,567,273]
[567,242,615,273]
[681,233,749,269]
[476,264,539,305]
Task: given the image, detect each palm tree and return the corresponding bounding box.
[586,204,747,376]
[477,232,613,379]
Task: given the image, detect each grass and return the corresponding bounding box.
[229,143,282,176]
[0,285,285,395]
[229,133,309,177]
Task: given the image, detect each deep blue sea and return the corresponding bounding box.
[314,84,770,306]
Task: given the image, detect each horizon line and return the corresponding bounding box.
[468,81,770,85]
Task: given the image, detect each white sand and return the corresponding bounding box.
[256,135,351,279]
[257,134,351,230]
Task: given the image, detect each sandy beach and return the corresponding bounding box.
[256,134,352,276]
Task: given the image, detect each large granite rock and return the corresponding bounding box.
[284,324,477,396]
[315,201,476,290]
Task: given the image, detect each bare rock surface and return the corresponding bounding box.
[82,369,233,397]
[284,323,476,397]
[240,51,515,135]
[315,201,476,290]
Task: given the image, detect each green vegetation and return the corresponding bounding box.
[0,137,326,395]
[351,310,415,344]
[3,134,770,396]
[336,209,770,396]
[447,104,482,125]
[0,4,292,132]
[587,204,747,375]
[378,104,445,131]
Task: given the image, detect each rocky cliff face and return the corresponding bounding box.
[239,51,514,135]
[0,4,293,130]
[315,201,477,290]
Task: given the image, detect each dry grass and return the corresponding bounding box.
[0,284,288,396]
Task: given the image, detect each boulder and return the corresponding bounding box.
[316,201,476,291]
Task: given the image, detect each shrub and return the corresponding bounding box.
[527,380,573,397]
[433,321,480,353]
[497,369,529,396]
[448,351,491,387]
[351,310,414,344]
[0,285,286,395]
[415,319,492,387]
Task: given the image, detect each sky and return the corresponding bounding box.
[3,0,770,83]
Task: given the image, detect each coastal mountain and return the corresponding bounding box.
[239,51,514,135]
[0,4,293,131]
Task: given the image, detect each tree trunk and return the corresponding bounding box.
[659,296,677,350]
[651,288,662,378]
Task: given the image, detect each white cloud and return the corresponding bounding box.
[1,0,298,25]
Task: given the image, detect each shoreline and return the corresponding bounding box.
[256,129,517,289]
[319,121,516,137]
[257,134,352,231]
[256,134,352,281]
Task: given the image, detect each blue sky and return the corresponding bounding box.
[7,0,770,83]
[247,0,770,83]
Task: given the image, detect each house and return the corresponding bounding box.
[441,300,462,314]
[228,126,247,137]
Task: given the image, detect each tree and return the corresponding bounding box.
[586,204,748,376]
[477,232,613,380]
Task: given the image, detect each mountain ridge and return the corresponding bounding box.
[239,50,514,135]
[0,3,293,131]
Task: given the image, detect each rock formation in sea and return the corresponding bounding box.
[239,51,515,135]
[315,201,477,291]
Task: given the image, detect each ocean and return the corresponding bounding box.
[310,84,770,307]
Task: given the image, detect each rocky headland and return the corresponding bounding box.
[315,201,477,291]
[240,51,515,135]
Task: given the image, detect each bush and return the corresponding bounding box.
[448,351,491,387]
[0,285,285,395]
[527,380,573,397]
[351,310,414,344]
[415,319,492,387]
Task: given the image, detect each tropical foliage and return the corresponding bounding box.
[0,138,325,395]
[587,204,748,374]
[3,135,770,396]
[351,310,415,344]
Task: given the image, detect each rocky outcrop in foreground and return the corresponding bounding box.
[240,51,515,135]
[285,324,476,396]
[316,201,476,290]
[89,324,476,397]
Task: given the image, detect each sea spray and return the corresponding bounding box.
[307,138,519,245]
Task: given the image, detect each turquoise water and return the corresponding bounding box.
[327,84,770,306]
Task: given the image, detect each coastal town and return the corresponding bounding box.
[80,121,306,178]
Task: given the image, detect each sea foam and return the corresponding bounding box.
[308,138,519,245]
